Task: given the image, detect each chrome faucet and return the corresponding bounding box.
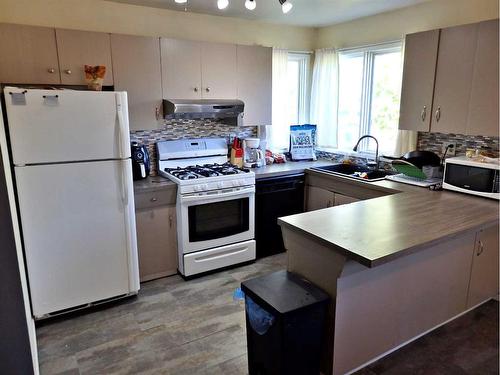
[353,135,379,169]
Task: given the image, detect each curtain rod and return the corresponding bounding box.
[337,39,403,52]
[288,50,314,55]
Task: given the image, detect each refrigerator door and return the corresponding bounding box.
[3,87,130,165]
[15,159,139,318]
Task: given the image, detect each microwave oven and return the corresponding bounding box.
[443,156,499,199]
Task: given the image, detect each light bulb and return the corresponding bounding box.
[245,0,256,10]
[281,0,292,13]
[217,0,229,9]
[174,0,187,3]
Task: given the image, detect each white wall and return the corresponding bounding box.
[0,0,317,50]
[316,0,499,49]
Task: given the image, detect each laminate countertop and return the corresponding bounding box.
[279,169,499,268]
[133,160,335,194]
[133,176,176,194]
[253,160,334,179]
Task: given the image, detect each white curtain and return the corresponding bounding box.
[270,48,289,151]
[310,48,338,148]
[393,38,417,155]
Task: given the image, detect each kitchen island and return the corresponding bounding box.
[278,169,499,375]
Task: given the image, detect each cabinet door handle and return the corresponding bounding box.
[435,106,441,122]
[47,68,56,74]
[205,87,211,93]
[155,107,160,121]
[150,197,158,202]
[421,106,427,122]
[169,215,173,228]
[327,200,332,208]
[476,240,484,256]
[64,69,72,75]
[194,87,199,93]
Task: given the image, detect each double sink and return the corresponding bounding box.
[311,164,395,182]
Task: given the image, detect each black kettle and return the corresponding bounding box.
[131,142,150,180]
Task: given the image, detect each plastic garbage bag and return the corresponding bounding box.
[245,296,275,335]
[233,287,245,301]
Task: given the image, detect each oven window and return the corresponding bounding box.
[188,198,250,242]
[445,164,496,193]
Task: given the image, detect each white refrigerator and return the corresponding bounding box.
[3,87,140,319]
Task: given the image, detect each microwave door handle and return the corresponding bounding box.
[181,187,255,203]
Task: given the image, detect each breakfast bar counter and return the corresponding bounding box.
[278,170,499,375]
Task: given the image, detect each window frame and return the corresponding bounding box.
[337,41,403,153]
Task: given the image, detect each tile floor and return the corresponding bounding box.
[37,254,499,375]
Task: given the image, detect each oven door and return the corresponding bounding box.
[178,186,255,254]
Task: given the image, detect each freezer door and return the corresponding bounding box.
[3,87,130,165]
[15,159,139,318]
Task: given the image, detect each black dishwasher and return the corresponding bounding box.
[255,174,305,258]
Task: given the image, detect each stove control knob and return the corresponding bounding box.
[193,185,200,192]
[202,184,209,191]
[218,182,224,189]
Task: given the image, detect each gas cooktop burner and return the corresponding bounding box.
[164,163,250,180]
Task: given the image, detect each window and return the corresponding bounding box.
[286,53,310,126]
[337,42,402,154]
[271,51,310,151]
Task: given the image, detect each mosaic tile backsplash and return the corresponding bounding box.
[130,119,258,175]
[417,132,499,157]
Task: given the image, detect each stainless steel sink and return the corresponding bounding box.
[311,164,395,182]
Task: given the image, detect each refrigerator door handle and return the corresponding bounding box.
[115,92,128,160]
[119,160,129,207]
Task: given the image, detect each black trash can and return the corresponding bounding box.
[241,270,330,375]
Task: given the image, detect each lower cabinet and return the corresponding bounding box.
[306,186,361,211]
[334,193,361,206]
[306,186,335,211]
[135,191,178,282]
[467,224,499,308]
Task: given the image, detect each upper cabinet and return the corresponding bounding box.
[55,29,113,86]
[111,34,163,131]
[201,42,237,99]
[161,39,202,100]
[237,45,272,126]
[161,39,237,100]
[398,30,440,132]
[0,24,60,84]
[399,19,499,137]
[0,24,113,86]
[466,19,499,137]
[431,23,478,134]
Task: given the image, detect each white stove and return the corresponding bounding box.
[157,138,256,277]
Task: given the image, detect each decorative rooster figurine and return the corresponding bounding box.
[84,65,106,91]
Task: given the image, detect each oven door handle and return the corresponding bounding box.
[180,186,255,203]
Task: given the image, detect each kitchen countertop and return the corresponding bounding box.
[133,176,176,194]
[134,160,336,193]
[252,160,334,179]
[279,169,499,268]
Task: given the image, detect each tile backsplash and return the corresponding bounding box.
[130,119,258,175]
[417,132,499,157]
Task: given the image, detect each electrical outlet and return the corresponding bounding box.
[442,142,457,157]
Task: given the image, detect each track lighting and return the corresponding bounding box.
[245,0,256,10]
[279,0,293,14]
[217,0,229,9]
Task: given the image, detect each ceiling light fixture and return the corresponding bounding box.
[245,0,256,10]
[217,0,229,9]
[279,0,293,14]
[174,0,187,3]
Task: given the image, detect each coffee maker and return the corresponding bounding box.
[131,142,150,180]
[243,138,265,168]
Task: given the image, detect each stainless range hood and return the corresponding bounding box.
[163,99,245,126]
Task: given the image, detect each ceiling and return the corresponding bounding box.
[108,0,431,28]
